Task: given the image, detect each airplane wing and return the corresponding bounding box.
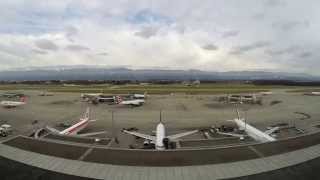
[122,130,156,141]
[45,126,61,134]
[216,131,246,138]
[166,130,198,140]
[264,127,280,135]
[78,131,107,137]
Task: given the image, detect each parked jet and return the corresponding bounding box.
[304,92,320,96]
[122,111,198,150]
[0,92,24,98]
[131,92,147,99]
[260,91,273,96]
[81,93,103,99]
[46,108,105,136]
[97,95,116,103]
[39,91,54,96]
[216,109,279,143]
[115,95,145,107]
[0,96,27,108]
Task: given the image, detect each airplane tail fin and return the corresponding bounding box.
[20,96,27,103]
[159,110,163,123]
[236,108,241,120]
[83,107,90,120]
[115,95,123,104]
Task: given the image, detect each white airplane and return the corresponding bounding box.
[260,91,273,95]
[0,96,27,108]
[81,93,103,99]
[97,95,116,103]
[46,108,105,136]
[115,95,145,107]
[304,92,320,96]
[132,92,147,99]
[216,109,279,143]
[0,92,24,98]
[39,91,54,96]
[122,112,198,150]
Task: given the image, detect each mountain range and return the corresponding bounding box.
[0,65,318,81]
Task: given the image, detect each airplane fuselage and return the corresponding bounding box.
[120,99,145,106]
[0,101,26,108]
[133,94,145,99]
[122,119,198,150]
[155,123,166,150]
[234,118,276,142]
[309,92,320,96]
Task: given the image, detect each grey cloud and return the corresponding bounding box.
[265,0,286,7]
[222,30,239,38]
[272,20,310,31]
[0,42,29,58]
[97,52,109,56]
[175,24,186,34]
[252,13,265,20]
[65,45,90,51]
[265,46,299,56]
[299,52,312,58]
[32,49,48,55]
[265,46,314,60]
[65,26,79,42]
[202,44,218,51]
[230,41,271,55]
[34,39,58,51]
[134,26,159,39]
[65,26,78,36]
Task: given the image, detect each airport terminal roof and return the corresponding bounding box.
[1,142,320,180]
[1,132,320,179]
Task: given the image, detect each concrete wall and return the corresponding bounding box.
[3,131,320,166]
[225,156,320,180]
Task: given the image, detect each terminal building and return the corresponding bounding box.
[226,94,262,104]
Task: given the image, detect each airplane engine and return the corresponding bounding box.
[163,138,170,149]
[143,140,151,146]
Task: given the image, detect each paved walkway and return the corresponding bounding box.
[1,142,320,180]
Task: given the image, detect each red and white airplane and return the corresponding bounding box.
[115,96,145,107]
[46,108,105,136]
[0,96,27,108]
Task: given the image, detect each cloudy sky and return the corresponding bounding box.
[0,0,319,74]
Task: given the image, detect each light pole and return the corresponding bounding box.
[111,110,118,144]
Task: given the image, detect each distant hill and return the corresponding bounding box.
[0,65,318,81]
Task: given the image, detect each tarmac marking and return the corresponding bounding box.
[78,147,93,161]
[0,135,20,143]
[176,141,181,148]
[106,138,116,147]
[2,143,320,179]
[248,145,265,157]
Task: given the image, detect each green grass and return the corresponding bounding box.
[0,83,314,95]
[286,88,320,93]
